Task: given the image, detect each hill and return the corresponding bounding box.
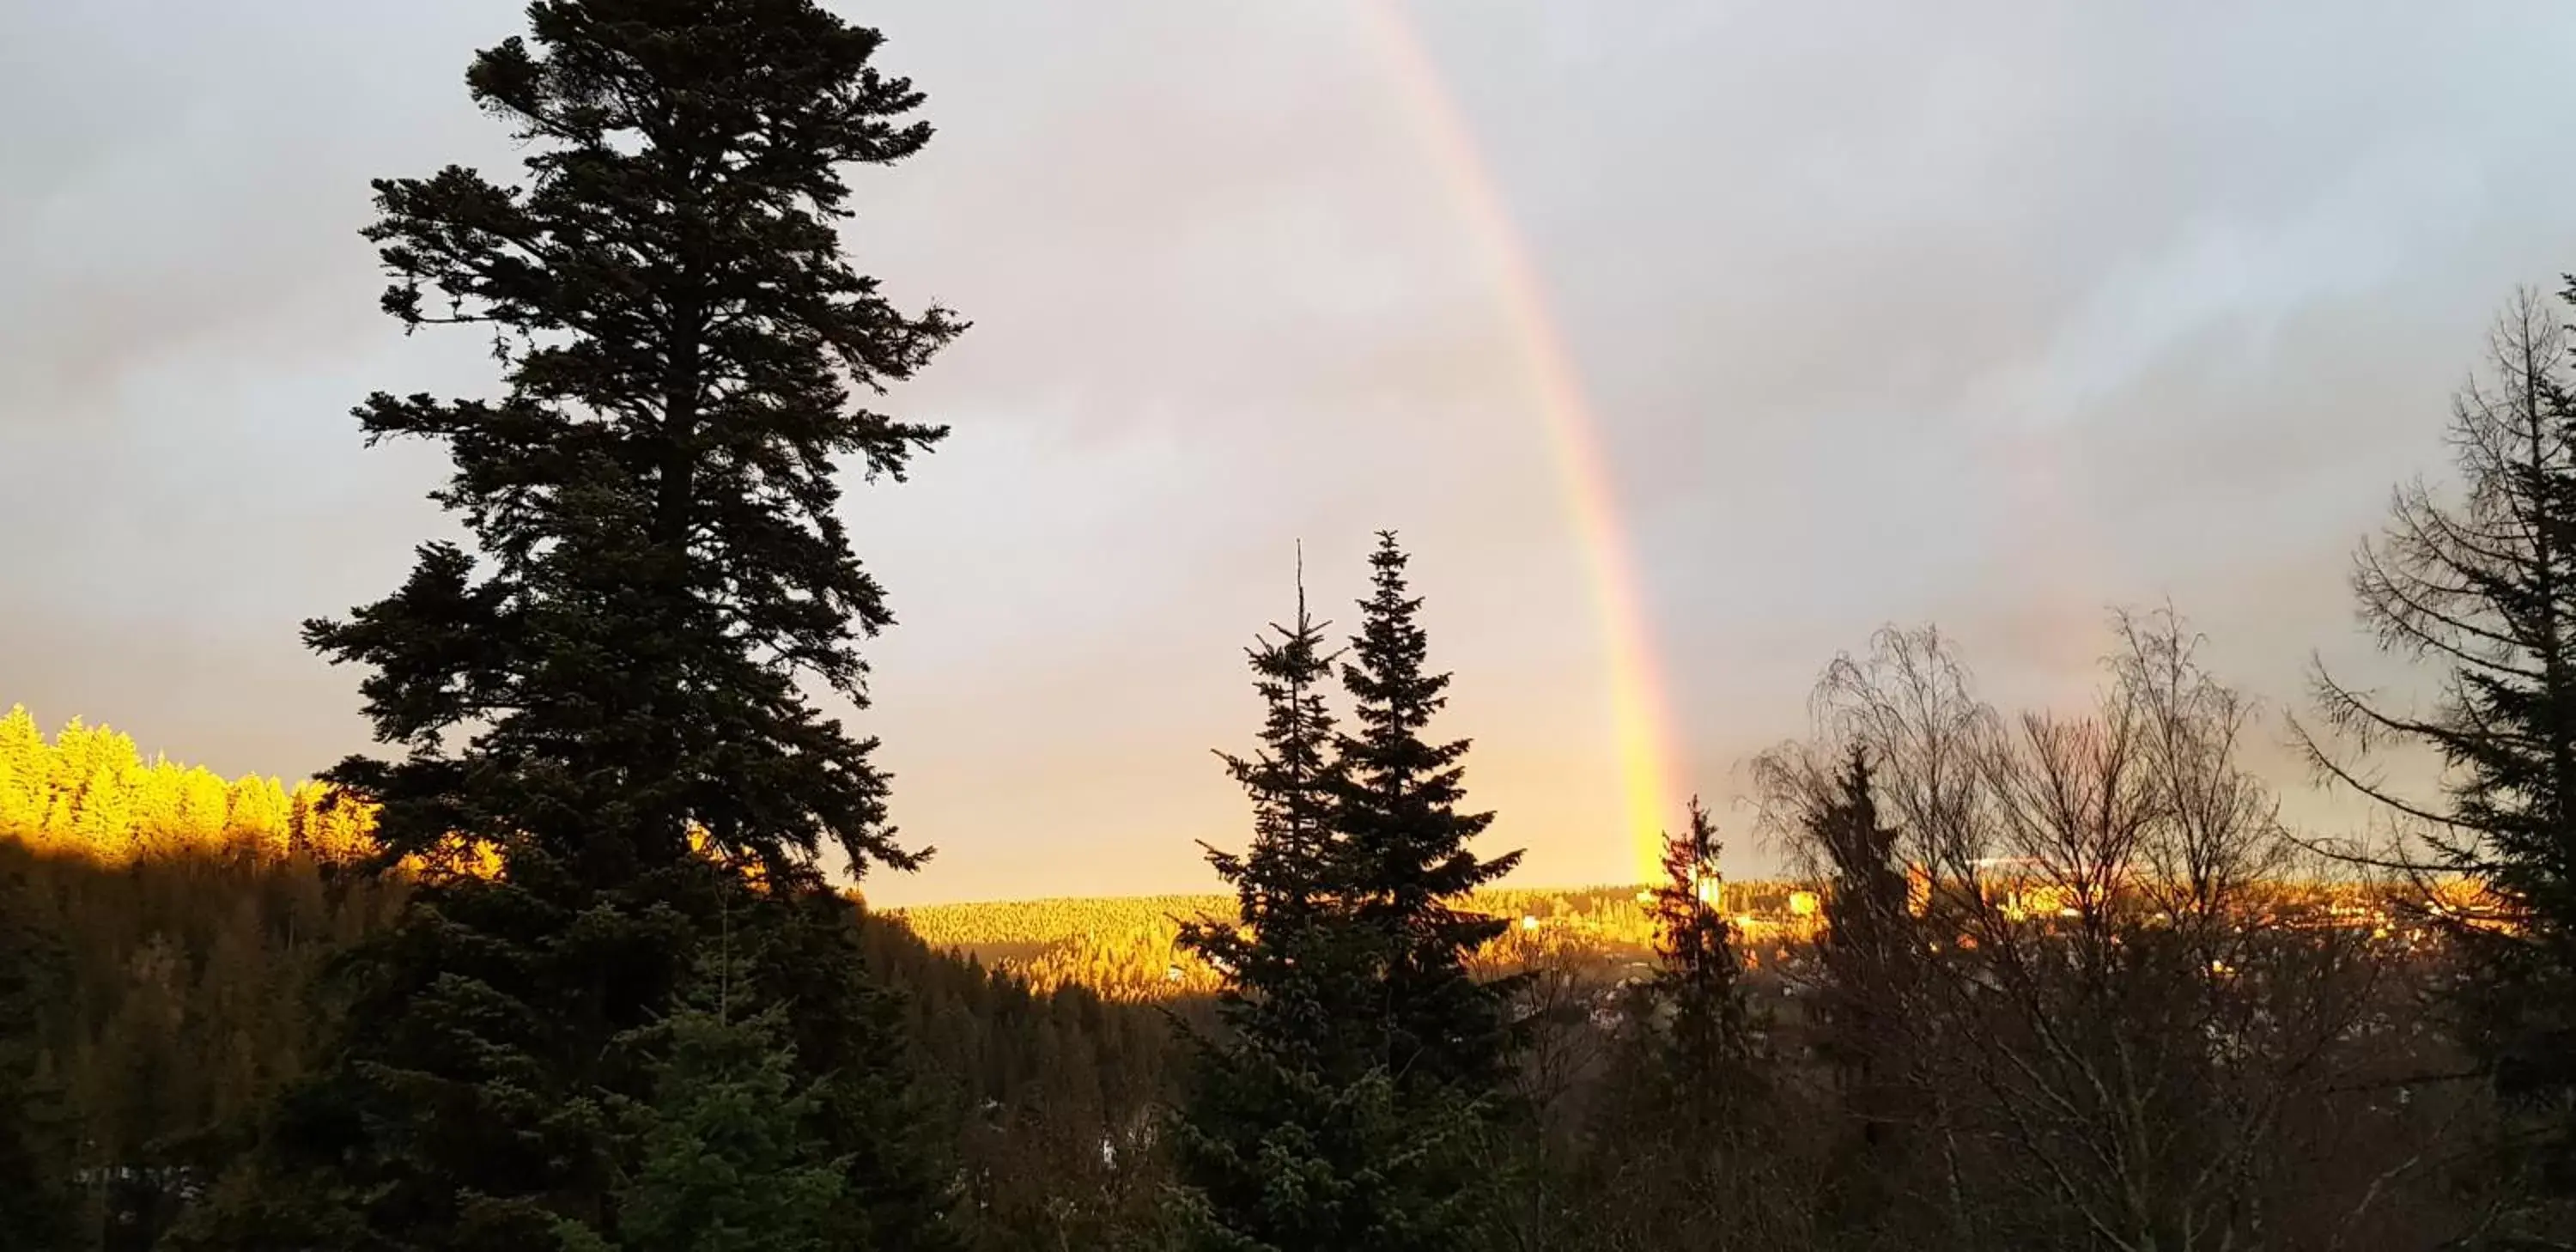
[0,830,1176,1249]
[1,704,1826,1003]
[893,881,1828,1001]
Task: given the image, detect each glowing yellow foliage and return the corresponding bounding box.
[0,706,366,866]
[0,708,744,892]
[890,884,1826,1001]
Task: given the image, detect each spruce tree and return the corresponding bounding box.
[1808,748,1911,1148]
[1170,558,1495,1252]
[0,708,44,840]
[1178,566,1361,1068]
[592,1006,846,1252]
[182,3,963,1248]
[1170,572,1370,1248]
[1766,744,1925,1235]
[561,938,850,1252]
[1334,532,1522,1091]
[1578,802,1782,1252]
[1643,796,1751,1087]
[2303,289,2576,1231]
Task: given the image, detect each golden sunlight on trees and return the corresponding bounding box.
[0,706,532,886]
[893,884,1821,1002]
[0,706,374,866]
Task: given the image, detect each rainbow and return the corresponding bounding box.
[1361,2,1682,884]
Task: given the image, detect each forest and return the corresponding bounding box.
[9,2,2576,1250]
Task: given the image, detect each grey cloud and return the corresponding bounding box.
[4,1,2573,900]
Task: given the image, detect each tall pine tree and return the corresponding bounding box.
[1170,550,1499,1252]
[1334,532,1521,1092]
[182,3,963,1248]
[1577,800,1789,1252]
[1642,797,1751,1087]
[2303,288,2576,1233]
[1179,560,1363,1071]
[1807,747,1911,1154]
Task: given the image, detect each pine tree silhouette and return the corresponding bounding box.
[1645,796,1751,1087]
[1181,548,1363,1067]
[1334,532,1522,1092]
[2304,289,2576,1231]
[1171,540,1510,1252]
[1808,746,1911,1156]
[181,3,963,1247]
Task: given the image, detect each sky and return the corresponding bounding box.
[5,2,2576,904]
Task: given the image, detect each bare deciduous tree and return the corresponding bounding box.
[1768,614,2425,1250]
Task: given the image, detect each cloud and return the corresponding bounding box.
[6,1,2576,900]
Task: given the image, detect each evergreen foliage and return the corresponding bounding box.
[1180,567,1364,1069]
[191,1,966,1247]
[1567,801,1799,1252]
[1642,797,1750,1085]
[2305,287,2576,1232]
[1171,569,1398,1250]
[1334,532,1522,1093]
[0,824,1174,1252]
[1171,540,1518,1252]
[560,941,850,1252]
[1168,1059,1495,1252]
[311,0,959,884]
[0,706,360,865]
[1807,750,1911,1149]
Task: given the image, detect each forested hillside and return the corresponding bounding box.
[0,707,374,865]
[5,699,2489,1249]
[0,825,1181,1251]
[896,884,1820,1001]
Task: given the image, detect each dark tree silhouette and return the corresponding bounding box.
[183,3,964,1248]
[0,862,79,1252]
[1170,546,1505,1252]
[1807,747,1912,1158]
[1643,796,1752,1085]
[1334,532,1522,1093]
[2304,288,2576,1232]
[313,0,960,883]
[1179,561,1360,1071]
[1560,796,1808,1252]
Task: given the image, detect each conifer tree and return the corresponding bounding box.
[562,938,851,1252]
[1179,564,1360,1066]
[1334,532,1521,1091]
[605,1006,846,1252]
[1643,796,1751,1086]
[185,3,964,1248]
[1760,738,1923,1234]
[1171,557,1498,1252]
[1806,747,1912,1151]
[2303,289,2576,1231]
[223,775,291,855]
[0,708,43,839]
[1577,801,1783,1252]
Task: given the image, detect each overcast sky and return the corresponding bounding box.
[5,2,2574,903]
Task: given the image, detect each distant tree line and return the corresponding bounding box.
[0,831,1188,1252]
[0,709,375,865]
